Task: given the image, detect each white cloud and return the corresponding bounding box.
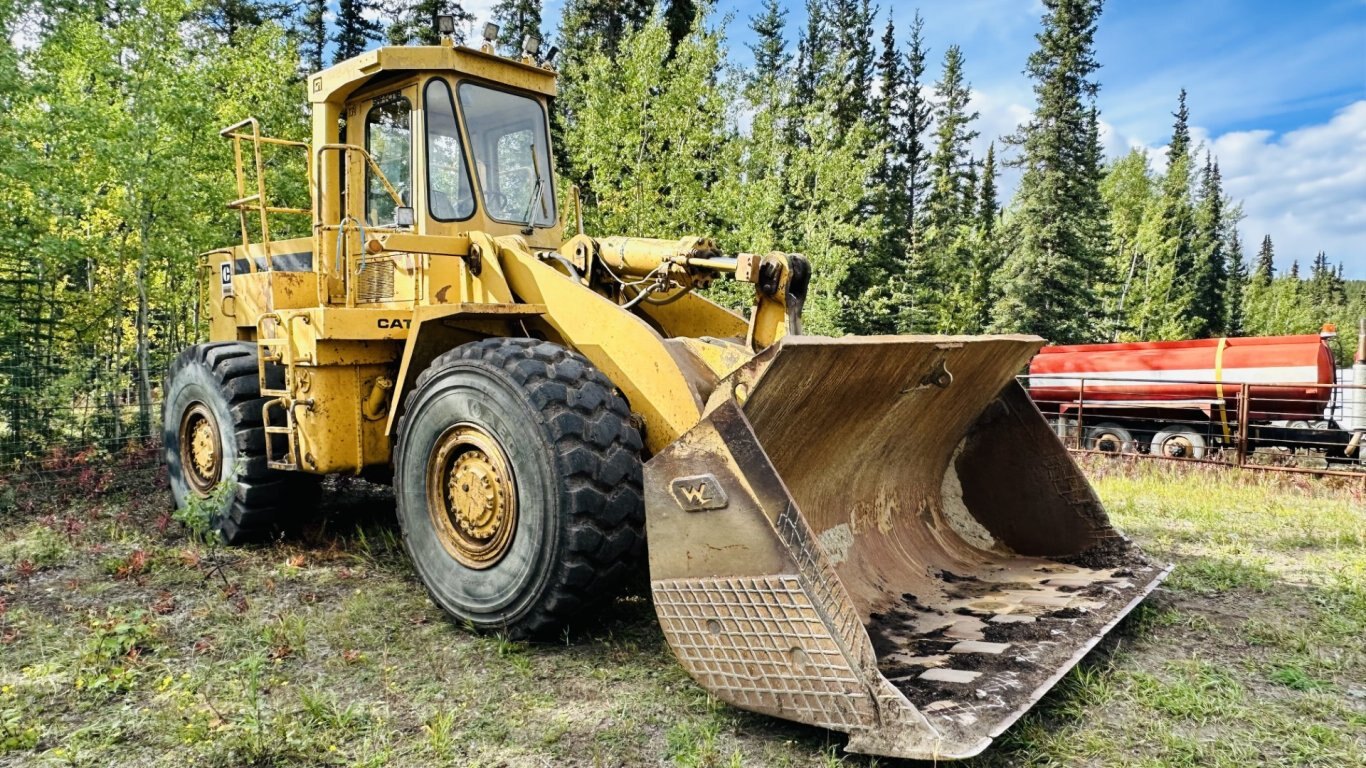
[1209,101,1366,276]
[462,0,500,29]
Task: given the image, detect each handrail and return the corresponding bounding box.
[313,143,405,223]
[312,143,409,307]
[220,116,314,259]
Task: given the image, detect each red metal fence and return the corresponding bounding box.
[1023,374,1366,481]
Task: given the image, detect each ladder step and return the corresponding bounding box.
[267,460,298,471]
[265,426,293,434]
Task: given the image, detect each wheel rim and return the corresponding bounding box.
[1160,435,1195,458]
[178,402,222,497]
[426,423,517,570]
[1094,432,1125,453]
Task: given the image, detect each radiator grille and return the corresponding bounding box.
[356,257,395,303]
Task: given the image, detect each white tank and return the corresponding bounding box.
[1353,318,1366,432]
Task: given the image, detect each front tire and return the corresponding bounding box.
[163,343,320,543]
[394,338,645,639]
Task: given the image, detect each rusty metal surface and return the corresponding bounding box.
[645,335,1169,760]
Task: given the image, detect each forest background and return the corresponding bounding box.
[0,0,1361,464]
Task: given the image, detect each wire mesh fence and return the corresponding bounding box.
[0,325,172,493]
[1024,373,1366,480]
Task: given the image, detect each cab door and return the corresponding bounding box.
[340,84,418,304]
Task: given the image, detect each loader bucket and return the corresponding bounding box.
[644,335,1169,760]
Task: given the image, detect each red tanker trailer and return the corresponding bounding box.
[1027,331,1361,462]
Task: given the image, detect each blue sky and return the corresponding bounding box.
[458,0,1366,275]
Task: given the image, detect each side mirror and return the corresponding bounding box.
[394,206,414,229]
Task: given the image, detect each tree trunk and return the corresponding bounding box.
[136,218,153,442]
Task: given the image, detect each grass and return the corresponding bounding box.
[0,460,1363,766]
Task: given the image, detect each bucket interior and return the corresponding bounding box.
[740,336,1165,754]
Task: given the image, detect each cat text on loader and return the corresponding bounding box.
[164,27,1169,760]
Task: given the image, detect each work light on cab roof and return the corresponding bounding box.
[162,24,1169,761]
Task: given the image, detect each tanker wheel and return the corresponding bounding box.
[393,338,645,639]
[1150,425,1208,459]
[163,342,321,544]
[1085,422,1138,454]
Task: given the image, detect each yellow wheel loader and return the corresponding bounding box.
[164,28,1169,760]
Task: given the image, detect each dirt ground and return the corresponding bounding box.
[0,458,1363,767]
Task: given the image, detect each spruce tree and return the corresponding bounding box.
[872,14,906,196]
[961,143,1003,333]
[991,0,1109,343]
[1253,234,1275,285]
[978,142,998,236]
[739,0,789,245]
[385,0,470,46]
[1190,151,1228,336]
[492,0,542,53]
[923,45,979,237]
[844,12,908,334]
[662,0,696,53]
[298,0,328,73]
[1139,89,1199,338]
[1224,227,1247,335]
[917,45,980,332]
[794,0,830,110]
[196,0,292,40]
[334,0,384,60]
[749,0,789,92]
[829,0,876,132]
[901,12,932,251]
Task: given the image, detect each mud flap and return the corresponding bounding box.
[644,336,1169,760]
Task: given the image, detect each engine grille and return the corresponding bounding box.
[356,257,395,303]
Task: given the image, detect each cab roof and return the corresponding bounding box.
[309,43,558,105]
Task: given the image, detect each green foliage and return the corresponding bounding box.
[75,609,158,696]
[561,15,735,240]
[0,523,71,568]
[0,707,39,752]
[175,466,237,542]
[0,1,304,462]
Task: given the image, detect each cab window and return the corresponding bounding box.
[457,82,555,227]
[424,79,475,221]
[364,95,411,226]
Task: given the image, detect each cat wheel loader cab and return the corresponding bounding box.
[163,34,1169,760]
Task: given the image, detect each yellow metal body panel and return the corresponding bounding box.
[308,44,556,106]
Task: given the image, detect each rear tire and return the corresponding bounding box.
[1085,422,1138,454]
[163,342,320,543]
[1150,425,1208,459]
[394,338,645,639]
